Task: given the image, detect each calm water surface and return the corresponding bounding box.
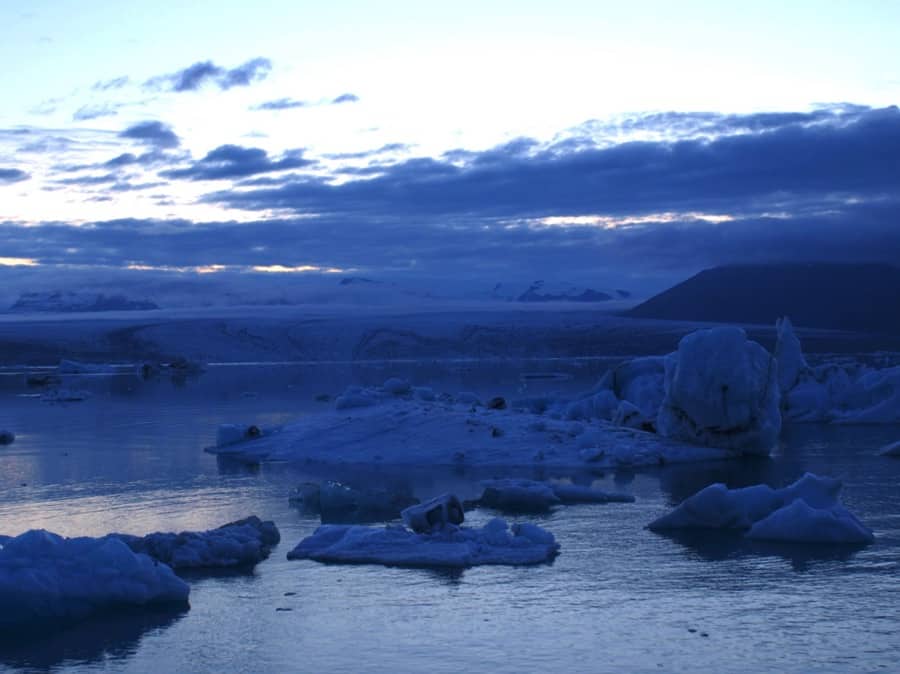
[1,361,899,673]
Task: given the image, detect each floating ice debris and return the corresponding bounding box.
[216,423,267,447]
[286,517,559,568]
[657,327,781,454]
[746,499,875,544]
[455,391,482,406]
[289,481,419,523]
[478,479,560,512]
[335,385,378,410]
[0,529,189,630]
[649,473,874,545]
[41,388,91,403]
[111,516,280,569]
[878,440,900,457]
[401,494,465,533]
[382,377,411,395]
[57,359,115,375]
[477,479,634,512]
[0,430,14,445]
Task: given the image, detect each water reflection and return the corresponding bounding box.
[655,529,867,571]
[0,606,188,671]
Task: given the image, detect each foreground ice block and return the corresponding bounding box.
[0,530,189,630]
[649,473,873,545]
[111,516,280,569]
[287,517,559,568]
[656,327,781,454]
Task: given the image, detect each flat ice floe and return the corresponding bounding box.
[111,516,280,569]
[0,530,189,631]
[207,382,735,469]
[649,473,874,545]
[287,517,559,568]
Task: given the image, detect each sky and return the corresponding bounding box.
[1,0,899,299]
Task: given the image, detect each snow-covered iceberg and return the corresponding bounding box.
[656,327,780,454]
[287,517,559,568]
[649,473,874,545]
[289,481,419,523]
[0,530,189,631]
[111,516,280,570]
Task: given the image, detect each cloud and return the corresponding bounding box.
[73,103,121,121]
[251,98,308,111]
[160,144,313,180]
[145,58,272,93]
[204,106,900,221]
[118,121,180,149]
[92,76,130,91]
[0,168,29,184]
[325,143,412,160]
[332,93,359,104]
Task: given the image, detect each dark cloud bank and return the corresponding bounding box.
[9,105,900,289]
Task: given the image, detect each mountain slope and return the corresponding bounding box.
[628,263,900,334]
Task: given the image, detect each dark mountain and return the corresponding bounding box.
[628,263,900,334]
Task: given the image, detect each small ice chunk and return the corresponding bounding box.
[878,440,900,457]
[335,386,378,410]
[286,517,559,567]
[216,424,264,447]
[478,479,561,513]
[648,483,782,530]
[455,392,482,406]
[41,388,91,403]
[112,516,280,569]
[0,529,189,630]
[551,483,635,504]
[0,430,14,445]
[382,377,411,395]
[58,359,114,374]
[746,499,875,544]
[401,494,464,533]
[649,473,873,545]
[290,481,419,523]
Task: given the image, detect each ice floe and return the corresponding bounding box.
[0,529,189,630]
[287,517,559,568]
[475,478,634,513]
[649,473,874,545]
[111,516,280,570]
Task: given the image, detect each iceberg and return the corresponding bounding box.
[649,473,874,545]
[289,481,419,523]
[0,530,189,631]
[111,516,280,570]
[746,499,875,544]
[287,517,559,568]
[0,430,14,445]
[401,494,465,533]
[656,327,780,454]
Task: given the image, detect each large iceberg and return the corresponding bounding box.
[649,473,874,545]
[0,530,189,631]
[656,327,781,454]
[111,516,280,570]
[287,517,559,568]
